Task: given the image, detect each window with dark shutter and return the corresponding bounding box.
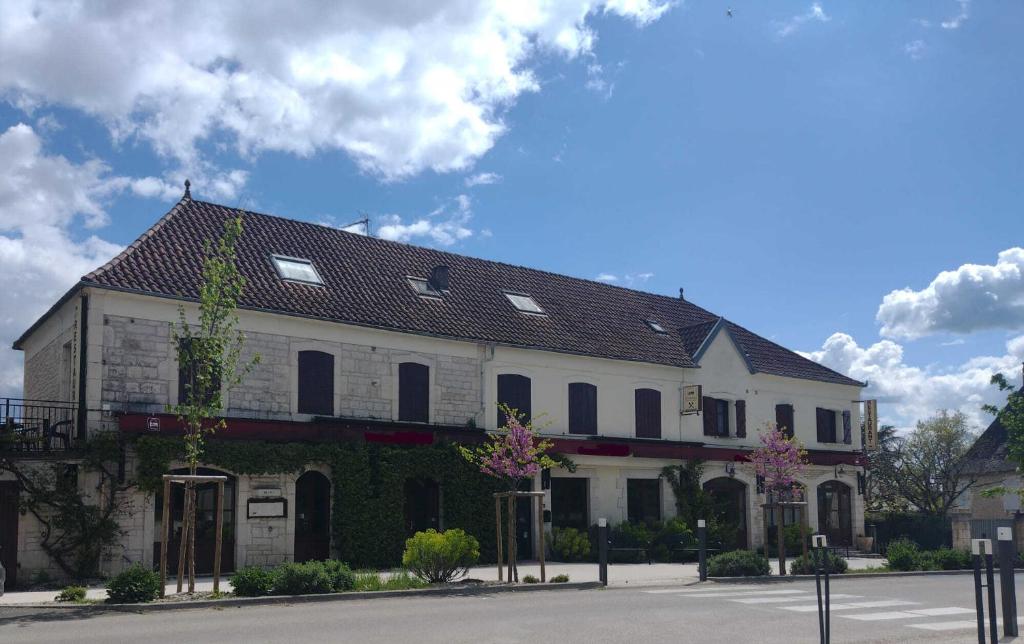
[177,338,221,407]
[842,410,852,444]
[497,374,532,427]
[735,400,746,438]
[776,403,794,438]
[627,479,662,524]
[398,362,430,423]
[715,399,730,436]
[816,408,837,443]
[703,396,717,436]
[634,388,661,439]
[298,350,334,415]
[568,382,597,435]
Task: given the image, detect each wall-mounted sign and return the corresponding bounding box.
[147,417,160,432]
[253,487,282,498]
[247,498,287,519]
[682,385,703,415]
[864,400,878,450]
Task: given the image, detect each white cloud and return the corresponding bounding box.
[0,1,672,182]
[464,172,502,187]
[941,0,970,29]
[594,271,654,286]
[0,123,134,396]
[941,338,965,346]
[775,3,831,38]
[800,332,1024,431]
[876,248,1024,339]
[376,193,474,246]
[596,273,618,283]
[904,40,927,60]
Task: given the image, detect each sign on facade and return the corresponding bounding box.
[147,417,160,432]
[864,399,878,450]
[247,499,287,518]
[682,385,703,415]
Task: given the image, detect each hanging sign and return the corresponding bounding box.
[147,417,160,432]
[864,400,879,450]
[682,385,703,415]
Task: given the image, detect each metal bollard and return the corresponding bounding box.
[998,527,1018,638]
[598,517,608,586]
[698,519,707,582]
[812,534,830,644]
[972,538,998,644]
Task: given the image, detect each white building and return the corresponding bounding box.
[1,188,865,585]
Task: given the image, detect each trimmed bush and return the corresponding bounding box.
[922,548,972,571]
[522,574,540,584]
[230,566,276,597]
[885,538,921,571]
[789,551,849,575]
[106,564,162,604]
[550,574,570,583]
[551,528,592,562]
[402,529,480,583]
[707,550,770,577]
[322,560,356,592]
[271,562,334,595]
[55,585,87,602]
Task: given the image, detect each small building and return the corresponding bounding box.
[1,188,867,587]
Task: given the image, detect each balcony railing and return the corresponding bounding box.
[1,398,80,453]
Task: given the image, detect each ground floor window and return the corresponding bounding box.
[551,477,589,531]
[627,478,661,525]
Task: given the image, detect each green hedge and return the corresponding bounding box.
[135,437,503,568]
[866,512,951,552]
[707,550,770,577]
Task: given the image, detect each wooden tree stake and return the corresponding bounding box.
[213,480,224,593]
[159,478,171,598]
[495,496,503,582]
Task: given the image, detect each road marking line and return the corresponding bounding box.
[680,590,808,598]
[841,611,922,621]
[908,607,975,617]
[908,620,978,631]
[782,600,916,613]
[648,587,761,594]
[731,594,862,605]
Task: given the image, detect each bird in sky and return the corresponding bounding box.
[726,8,733,18]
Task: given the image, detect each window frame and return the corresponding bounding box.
[568,381,598,435]
[626,478,662,524]
[503,291,545,315]
[407,276,445,299]
[634,387,662,439]
[816,407,838,444]
[297,350,335,416]
[645,319,668,334]
[270,254,324,285]
[398,361,431,423]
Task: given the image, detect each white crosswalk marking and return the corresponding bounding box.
[782,600,917,613]
[681,589,807,598]
[731,594,861,605]
[908,607,975,617]
[841,611,923,621]
[908,620,978,632]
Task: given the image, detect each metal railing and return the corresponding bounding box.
[1,398,80,452]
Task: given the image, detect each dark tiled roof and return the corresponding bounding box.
[79,197,863,386]
[963,415,1016,475]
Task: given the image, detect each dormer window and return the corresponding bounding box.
[271,255,323,285]
[504,291,544,315]
[645,320,667,334]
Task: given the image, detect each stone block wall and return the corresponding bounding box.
[102,315,172,413]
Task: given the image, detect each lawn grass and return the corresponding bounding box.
[352,569,429,592]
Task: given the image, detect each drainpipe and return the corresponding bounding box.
[479,343,495,428]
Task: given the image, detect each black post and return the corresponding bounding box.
[698,519,707,582]
[814,546,825,644]
[998,528,1018,638]
[598,519,608,586]
[823,548,831,643]
[985,551,998,644]
[973,549,986,644]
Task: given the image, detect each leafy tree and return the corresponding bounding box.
[167,215,259,592]
[871,410,976,517]
[749,424,808,575]
[864,424,906,513]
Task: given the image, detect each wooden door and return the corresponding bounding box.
[0,482,18,590]
[294,471,331,562]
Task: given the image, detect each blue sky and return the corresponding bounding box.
[1,0,1022,430]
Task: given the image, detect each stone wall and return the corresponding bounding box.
[101,315,172,413]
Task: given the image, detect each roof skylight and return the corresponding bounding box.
[271,255,323,285]
[408,277,444,298]
[645,320,667,334]
[504,291,545,315]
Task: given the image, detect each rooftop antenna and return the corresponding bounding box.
[339,215,371,236]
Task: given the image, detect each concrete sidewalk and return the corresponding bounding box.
[0,557,884,605]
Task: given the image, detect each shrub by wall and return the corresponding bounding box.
[106,564,162,603]
[707,550,770,577]
[789,551,848,575]
[402,529,480,583]
[867,512,951,552]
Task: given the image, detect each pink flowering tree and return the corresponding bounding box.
[460,405,557,581]
[748,424,809,575]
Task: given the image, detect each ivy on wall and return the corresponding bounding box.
[133,436,504,568]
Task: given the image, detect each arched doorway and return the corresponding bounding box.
[817,481,853,546]
[404,478,440,535]
[294,471,331,562]
[703,477,748,550]
[154,467,236,573]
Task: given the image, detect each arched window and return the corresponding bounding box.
[818,480,853,546]
[703,477,748,549]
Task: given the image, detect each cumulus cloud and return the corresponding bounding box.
[775,3,830,38]
[376,194,474,246]
[876,248,1024,339]
[0,123,135,395]
[941,0,970,29]
[800,332,1024,430]
[594,271,654,286]
[0,1,672,181]
[464,172,502,187]
[904,40,927,60]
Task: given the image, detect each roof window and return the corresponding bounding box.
[504,291,545,315]
[409,277,444,298]
[645,320,668,334]
[271,255,323,285]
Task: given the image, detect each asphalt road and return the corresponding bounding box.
[1,573,1018,643]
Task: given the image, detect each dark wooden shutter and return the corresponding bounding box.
[568,382,597,435]
[398,362,429,423]
[635,388,661,439]
[816,407,828,443]
[842,410,852,444]
[776,404,794,438]
[497,374,532,427]
[298,350,334,415]
[735,400,746,438]
[703,396,717,436]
